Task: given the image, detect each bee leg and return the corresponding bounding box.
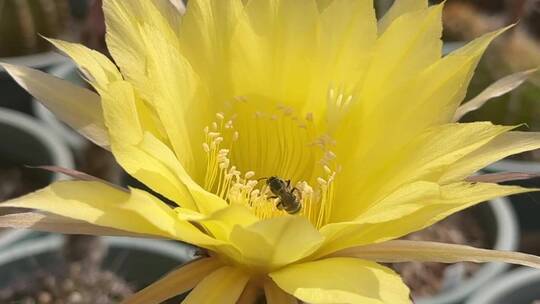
[276,201,285,210]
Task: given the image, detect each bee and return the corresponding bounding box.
[260,176,302,214]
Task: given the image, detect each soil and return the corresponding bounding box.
[390,209,488,299]
[0,236,134,304]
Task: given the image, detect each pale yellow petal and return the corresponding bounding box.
[0,212,150,237]
[378,0,427,33]
[123,257,222,304]
[335,240,540,269]
[182,266,250,304]
[440,131,540,183]
[270,257,411,304]
[318,182,531,256]
[0,63,109,148]
[47,38,122,91]
[264,280,298,304]
[454,69,538,121]
[229,216,324,270]
[0,181,220,246]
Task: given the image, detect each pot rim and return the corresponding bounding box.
[0,108,74,181]
[487,159,540,174]
[465,267,540,304]
[0,235,195,267]
[0,51,67,71]
[416,196,519,304]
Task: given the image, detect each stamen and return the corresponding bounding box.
[202,111,340,228]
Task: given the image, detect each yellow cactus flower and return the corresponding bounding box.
[3,0,540,303]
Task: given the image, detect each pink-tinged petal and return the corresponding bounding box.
[0,63,109,148]
[333,240,540,269]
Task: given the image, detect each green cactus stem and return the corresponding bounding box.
[0,0,70,58]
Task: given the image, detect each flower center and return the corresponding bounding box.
[201,101,339,228]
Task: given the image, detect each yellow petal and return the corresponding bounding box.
[440,131,540,183]
[378,0,427,33]
[139,24,209,181]
[270,257,411,304]
[229,216,324,270]
[335,240,540,269]
[179,0,244,99]
[103,0,181,98]
[319,0,377,84]
[0,211,149,237]
[0,63,109,148]
[101,80,226,214]
[305,0,377,118]
[101,80,192,207]
[333,122,513,221]
[232,0,319,108]
[264,280,298,304]
[0,181,219,246]
[318,182,531,256]
[362,3,443,108]
[182,266,250,304]
[339,28,506,169]
[123,257,222,304]
[190,204,259,241]
[47,38,122,91]
[137,132,227,214]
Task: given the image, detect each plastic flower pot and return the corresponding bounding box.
[33,62,89,154]
[0,108,74,247]
[1,52,68,115]
[466,267,540,304]
[415,197,519,304]
[0,235,195,303]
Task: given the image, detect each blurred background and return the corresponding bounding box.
[0,0,539,303]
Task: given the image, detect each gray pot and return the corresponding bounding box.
[486,160,540,234]
[466,267,540,304]
[0,108,74,184]
[33,61,89,154]
[416,197,519,304]
[0,235,195,302]
[0,51,68,115]
[0,108,74,248]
